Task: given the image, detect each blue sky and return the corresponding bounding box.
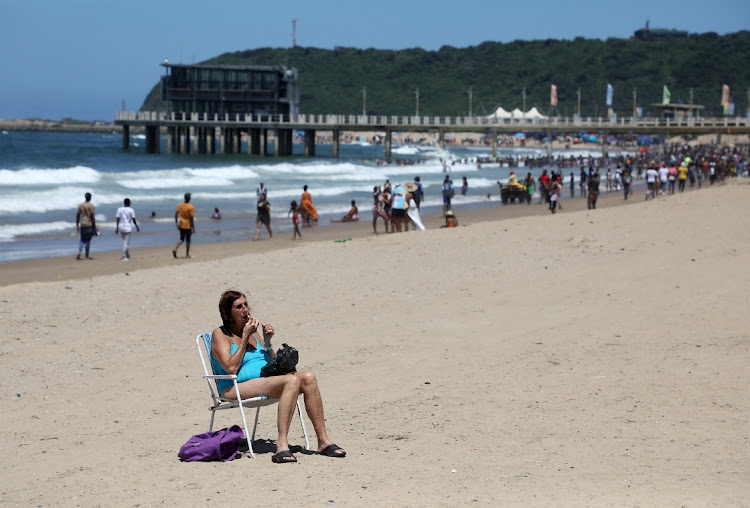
[1,0,747,121]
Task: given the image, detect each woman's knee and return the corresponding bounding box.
[296,370,317,388]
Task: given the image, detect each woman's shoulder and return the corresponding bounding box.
[213,326,231,340]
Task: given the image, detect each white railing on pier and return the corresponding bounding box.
[114,111,750,130]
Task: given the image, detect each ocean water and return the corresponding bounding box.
[0,130,629,262]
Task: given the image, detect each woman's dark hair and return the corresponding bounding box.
[219,290,246,330]
[303,185,308,191]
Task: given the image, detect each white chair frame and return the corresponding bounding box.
[195,334,310,458]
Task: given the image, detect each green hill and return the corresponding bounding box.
[141,31,750,118]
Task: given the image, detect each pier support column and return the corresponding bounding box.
[304,129,316,156]
[208,127,216,154]
[659,134,666,157]
[220,128,226,154]
[249,128,261,155]
[178,127,186,154]
[145,125,160,154]
[385,129,392,161]
[546,128,553,159]
[260,129,267,156]
[194,128,200,154]
[601,130,608,160]
[235,129,242,154]
[438,131,445,149]
[716,133,722,145]
[122,125,130,151]
[166,126,175,154]
[279,129,293,155]
[491,130,498,159]
[332,129,340,158]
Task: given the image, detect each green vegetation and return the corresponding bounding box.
[141,31,750,118]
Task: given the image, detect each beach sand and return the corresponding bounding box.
[2,180,749,505]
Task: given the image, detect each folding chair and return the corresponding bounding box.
[195,333,310,458]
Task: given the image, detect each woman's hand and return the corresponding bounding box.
[243,317,260,342]
[261,322,275,344]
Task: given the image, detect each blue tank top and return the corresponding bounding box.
[211,333,270,395]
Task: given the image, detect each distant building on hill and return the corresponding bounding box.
[160,63,299,118]
[634,21,688,41]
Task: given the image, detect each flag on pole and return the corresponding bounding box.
[550,84,558,107]
[721,84,730,106]
[636,107,643,118]
[606,84,613,106]
[662,85,671,105]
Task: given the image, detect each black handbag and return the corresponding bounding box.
[260,343,299,377]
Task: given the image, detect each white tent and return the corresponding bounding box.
[487,106,512,119]
[525,107,548,119]
[511,108,524,118]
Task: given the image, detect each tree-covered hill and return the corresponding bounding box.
[141,31,750,118]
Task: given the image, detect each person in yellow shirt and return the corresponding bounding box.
[173,193,196,258]
[677,164,689,193]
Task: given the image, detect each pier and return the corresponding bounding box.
[115,111,750,159]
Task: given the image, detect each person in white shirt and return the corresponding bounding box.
[115,198,140,261]
[645,166,659,200]
[658,165,669,195]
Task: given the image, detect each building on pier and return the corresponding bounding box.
[161,63,299,118]
[652,103,705,120]
[139,63,302,156]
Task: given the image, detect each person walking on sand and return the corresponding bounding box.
[173,192,195,259]
[413,176,424,210]
[253,193,273,241]
[288,200,302,240]
[441,175,453,214]
[548,175,560,214]
[299,185,319,226]
[75,192,98,260]
[372,186,389,234]
[569,172,575,198]
[115,198,139,261]
[645,165,658,200]
[587,170,600,210]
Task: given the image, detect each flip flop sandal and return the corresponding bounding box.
[318,444,346,458]
[271,450,297,464]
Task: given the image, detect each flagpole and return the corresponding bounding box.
[633,88,637,118]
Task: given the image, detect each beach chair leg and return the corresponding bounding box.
[296,400,310,450]
[237,403,255,459]
[252,406,261,443]
[209,410,216,432]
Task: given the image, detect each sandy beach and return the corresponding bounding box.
[2,180,749,505]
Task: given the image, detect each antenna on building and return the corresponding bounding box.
[292,18,297,48]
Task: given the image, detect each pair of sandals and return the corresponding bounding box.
[271,444,346,464]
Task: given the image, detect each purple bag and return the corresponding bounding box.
[178,425,245,462]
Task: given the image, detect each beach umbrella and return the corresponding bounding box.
[637,134,652,146]
[514,132,526,138]
[588,134,597,142]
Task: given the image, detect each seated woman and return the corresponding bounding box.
[330,200,359,223]
[211,290,346,463]
[440,210,458,228]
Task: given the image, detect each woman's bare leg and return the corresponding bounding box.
[225,375,300,452]
[295,370,345,454]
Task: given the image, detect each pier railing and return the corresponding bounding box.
[116,111,750,131]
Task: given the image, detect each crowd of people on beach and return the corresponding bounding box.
[71,139,747,261]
